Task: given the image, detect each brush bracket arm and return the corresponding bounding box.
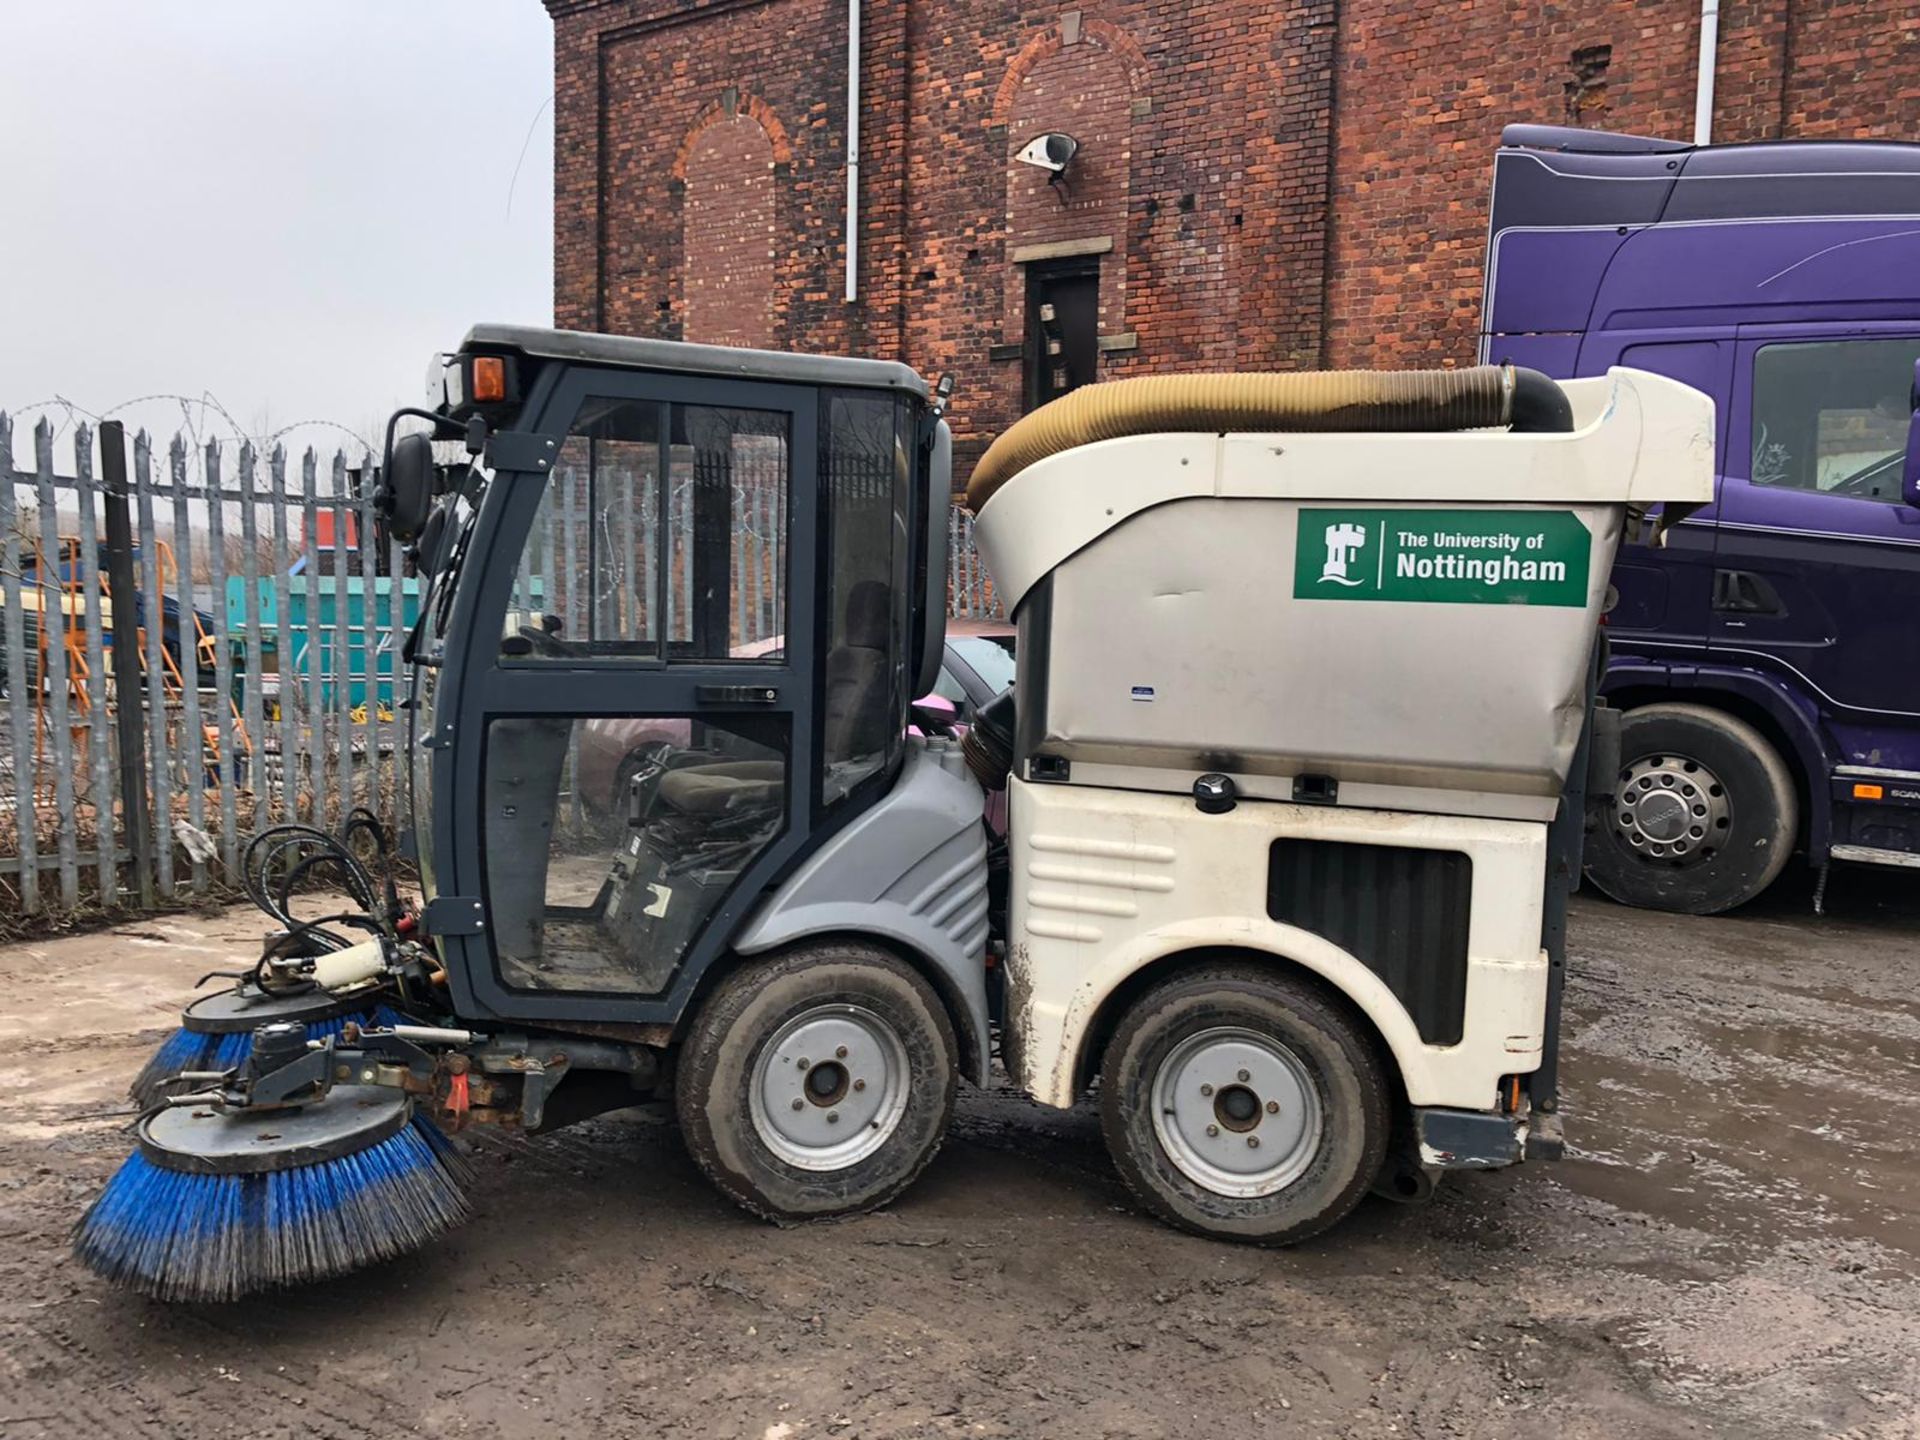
[199,1026,446,1113]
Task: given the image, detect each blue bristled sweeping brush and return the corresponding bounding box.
[73,1087,470,1303]
[129,989,407,1109]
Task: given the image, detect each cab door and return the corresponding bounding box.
[1571,331,1733,648]
[433,369,819,1026]
[1717,326,1920,726]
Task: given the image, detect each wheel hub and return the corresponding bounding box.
[749,1005,911,1171]
[1150,1027,1323,1198]
[1615,752,1731,865]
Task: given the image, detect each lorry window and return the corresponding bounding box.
[1751,338,1920,501]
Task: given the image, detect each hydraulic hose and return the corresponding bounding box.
[965,364,1570,512]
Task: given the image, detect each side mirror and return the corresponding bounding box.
[377,431,438,544]
[1905,358,1920,510]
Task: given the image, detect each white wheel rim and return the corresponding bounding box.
[749,1004,912,1171]
[1150,1026,1324,1198]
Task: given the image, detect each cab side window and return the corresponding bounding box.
[1751,338,1920,501]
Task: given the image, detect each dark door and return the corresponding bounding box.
[432,369,821,1026]
[1716,326,1920,724]
[1025,262,1100,410]
[1573,332,1733,649]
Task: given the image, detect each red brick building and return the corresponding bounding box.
[543,0,1919,482]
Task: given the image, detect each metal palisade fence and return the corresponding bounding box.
[0,413,1001,922]
[0,415,414,921]
[947,506,999,621]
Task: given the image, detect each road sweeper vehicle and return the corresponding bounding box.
[74,327,1712,1301]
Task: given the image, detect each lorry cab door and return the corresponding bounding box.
[1572,333,1731,650]
[1718,326,1920,744]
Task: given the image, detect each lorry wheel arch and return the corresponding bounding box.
[1604,679,1819,856]
[1073,944,1408,1109]
[1588,701,1799,914]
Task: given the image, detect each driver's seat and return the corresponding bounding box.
[656,761,785,817]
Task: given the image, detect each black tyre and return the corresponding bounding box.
[1586,702,1796,915]
[1099,964,1389,1245]
[675,941,957,1223]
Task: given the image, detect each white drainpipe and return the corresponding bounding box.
[845,0,861,303]
[1693,0,1720,145]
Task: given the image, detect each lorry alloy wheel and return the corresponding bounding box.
[1585,703,1797,916]
[1100,965,1388,1245]
[675,942,957,1224]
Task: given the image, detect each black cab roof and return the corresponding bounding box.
[461,324,930,400]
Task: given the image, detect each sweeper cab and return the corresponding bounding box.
[75,327,1713,1301]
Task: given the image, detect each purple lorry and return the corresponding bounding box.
[1483,124,1920,914]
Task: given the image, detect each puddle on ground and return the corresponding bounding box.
[1557,1004,1920,1271]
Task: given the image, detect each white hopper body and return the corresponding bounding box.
[972,368,1715,822]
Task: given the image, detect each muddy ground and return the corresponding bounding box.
[0,867,1916,1439]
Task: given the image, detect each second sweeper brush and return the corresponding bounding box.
[128,987,408,1108]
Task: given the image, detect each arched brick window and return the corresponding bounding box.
[998,23,1147,407]
[682,111,777,349]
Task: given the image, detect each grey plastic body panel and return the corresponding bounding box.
[463,324,930,399]
[732,739,993,1081]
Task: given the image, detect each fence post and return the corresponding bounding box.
[270,445,298,827]
[72,426,117,904]
[205,442,240,873]
[168,436,207,893]
[33,420,80,908]
[0,416,36,913]
[238,444,267,829]
[330,454,351,827]
[300,449,322,812]
[99,421,154,907]
[134,432,175,898]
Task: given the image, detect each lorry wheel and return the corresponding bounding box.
[1099,965,1388,1245]
[675,941,957,1224]
[1586,703,1796,915]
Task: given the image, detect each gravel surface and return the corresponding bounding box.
[0,866,1915,1438]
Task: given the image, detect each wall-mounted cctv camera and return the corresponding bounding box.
[1016,132,1079,174]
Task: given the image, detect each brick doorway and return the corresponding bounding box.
[1024,259,1100,411]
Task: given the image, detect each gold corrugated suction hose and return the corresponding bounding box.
[965,364,1520,513]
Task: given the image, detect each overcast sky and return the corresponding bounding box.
[1,2,554,461]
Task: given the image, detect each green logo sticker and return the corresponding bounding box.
[1292,509,1591,606]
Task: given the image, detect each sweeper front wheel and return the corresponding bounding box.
[1099,964,1388,1245]
[675,942,957,1224]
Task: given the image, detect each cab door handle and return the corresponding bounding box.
[1712,569,1787,617]
[695,684,780,706]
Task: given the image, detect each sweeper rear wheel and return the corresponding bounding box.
[674,941,957,1224]
[1099,963,1388,1246]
